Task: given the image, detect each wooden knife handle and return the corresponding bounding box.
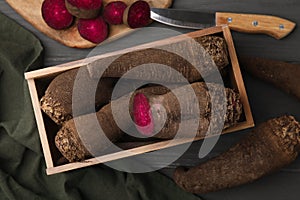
[215,12,296,39]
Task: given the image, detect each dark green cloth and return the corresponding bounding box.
[0,12,200,200]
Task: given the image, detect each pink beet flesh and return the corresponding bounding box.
[66,0,102,10]
[42,0,73,30]
[126,0,150,28]
[103,1,127,25]
[77,16,108,44]
[133,93,154,136]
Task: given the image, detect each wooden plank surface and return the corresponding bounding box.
[1,1,300,199]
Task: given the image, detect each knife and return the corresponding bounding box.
[150,8,296,39]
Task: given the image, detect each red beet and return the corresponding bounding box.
[123,0,151,28]
[65,0,102,19]
[133,93,154,136]
[77,16,108,44]
[42,0,73,30]
[103,1,127,25]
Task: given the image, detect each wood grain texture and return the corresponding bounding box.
[222,26,254,128]
[27,79,54,168]
[5,0,173,48]
[216,12,296,39]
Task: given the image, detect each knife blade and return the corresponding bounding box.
[150,8,296,39]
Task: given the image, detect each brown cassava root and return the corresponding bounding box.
[41,35,229,125]
[55,85,170,162]
[174,115,300,194]
[98,36,229,82]
[239,56,300,100]
[55,82,242,162]
[148,82,242,139]
[40,68,117,125]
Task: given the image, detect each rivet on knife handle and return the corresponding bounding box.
[215,12,296,39]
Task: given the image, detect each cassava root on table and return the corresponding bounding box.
[174,115,300,194]
[239,56,300,101]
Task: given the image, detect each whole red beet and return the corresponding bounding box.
[77,16,108,44]
[65,0,102,19]
[103,1,127,25]
[42,0,74,30]
[123,0,151,28]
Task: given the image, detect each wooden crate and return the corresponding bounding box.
[25,26,254,175]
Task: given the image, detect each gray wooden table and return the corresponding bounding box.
[1,0,300,199]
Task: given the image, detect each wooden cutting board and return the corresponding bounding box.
[5,0,173,48]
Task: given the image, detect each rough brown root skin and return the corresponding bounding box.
[55,85,171,162]
[55,100,126,162]
[55,120,91,162]
[41,35,228,124]
[40,94,72,124]
[98,36,229,82]
[41,35,228,125]
[239,56,300,101]
[173,115,300,194]
[40,68,117,125]
[135,82,242,139]
[195,36,229,68]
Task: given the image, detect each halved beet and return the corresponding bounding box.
[133,93,154,136]
[123,0,151,28]
[65,0,102,19]
[42,0,74,30]
[77,16,108,44]
[103,1,127,25]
